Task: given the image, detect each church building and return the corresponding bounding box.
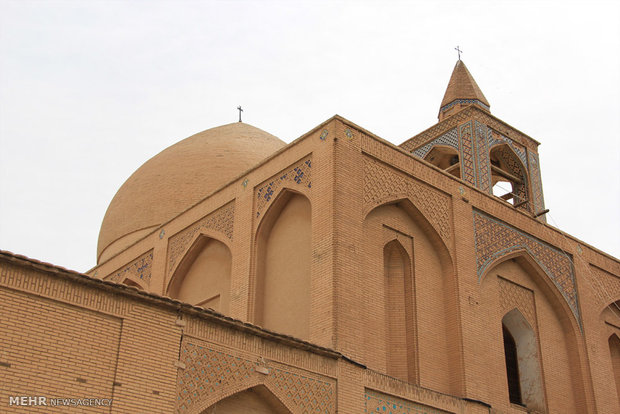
[1,60,619,413]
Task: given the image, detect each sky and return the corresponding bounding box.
[0,0,619,273]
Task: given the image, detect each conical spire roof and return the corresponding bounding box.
[439,60,489,119]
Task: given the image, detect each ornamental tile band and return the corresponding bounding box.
[528,151,546,218]
[440,98,490,113]
[473,211,580,325]
[459,121,477,186]
[475,121,491,193]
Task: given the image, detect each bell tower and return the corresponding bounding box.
[400,60,547,221]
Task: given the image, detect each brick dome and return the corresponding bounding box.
[97,122,286,263]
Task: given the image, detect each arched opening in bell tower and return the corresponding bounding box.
[424,145,460,178]
[490,145,528,209]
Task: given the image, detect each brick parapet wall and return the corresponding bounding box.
[1,251,501,413]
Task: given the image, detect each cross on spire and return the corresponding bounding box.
[455,46,463,60]
[237,105,243,123]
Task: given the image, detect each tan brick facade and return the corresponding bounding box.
[2,61,619,413]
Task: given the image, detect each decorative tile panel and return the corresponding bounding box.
[528,151,546,219]
[255,156,312,220]
[475,121,491,193]
[167,202,235,274]
[473,211,580,325]
[411,128,459,159]
[105,250,153,287]
[498,277,538,330]
[365,389,450,414]
[364,157,451,244]
[440,98,490,113]
[176,339,335,413]
[459,121,477,186]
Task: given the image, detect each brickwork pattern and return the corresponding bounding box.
[167,202,234,274]
[105,249,153,286]
[365,389,450,414]
[498,277,538,330]
[177,338,335,413]
[255,157,312,220]
[459,121,477,186]
[412,128,459,159]
[1,261,131,316]
[0,287,120,413]
[588,266,620,307]
[363,157,452,243]
[473,211,580,324]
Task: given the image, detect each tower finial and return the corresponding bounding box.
[237,105,243,123]
[455,46,463,61]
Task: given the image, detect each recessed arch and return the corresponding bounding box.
[482,252,589,412]
[362,198,460,393]
[168,227,233,281]
[255,184,311,230]
[253,189,311,340]
[480,249,580,333]
[364,197,453,271]
[167,234,232,312]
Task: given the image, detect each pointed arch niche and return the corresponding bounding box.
[600,300,620,407]
[167,236,232,312]
[362,199,457,392]
[201,385,291,414]
[480,254,587,413]
[609,334,620,406]
[254,191,311,340]
[383,239,416,382]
